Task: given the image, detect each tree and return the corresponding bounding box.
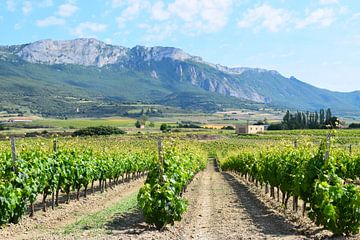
[254,120,265,125]
[135,120,141,128]
[302,112,307,128]
[283,110,290,123]
[139,114,148,126]
[283,110,290,129]
[306,111,310,125]
[325,108,332,123]
[315,112,319,128]
[267,123,283,130]
[349,123,360,129]
[160,123,168,131]
[326,116,340,128]
[149,122,155,127]
[263,118,269,125]
[309,112,315,129]
[72,126,125,136]
[319,109,325,125]
[296,112,302,129]
[278,108,337,130]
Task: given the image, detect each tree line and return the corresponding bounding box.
[269,108,340,130]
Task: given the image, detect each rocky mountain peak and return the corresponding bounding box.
[11,38,204,67]
[15,38,129,67]
[130,45,201,62]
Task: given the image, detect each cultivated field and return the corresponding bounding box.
[0,129,360,239]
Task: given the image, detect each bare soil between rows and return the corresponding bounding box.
[173,159,309,240]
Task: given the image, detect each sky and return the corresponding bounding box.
[0,0,359,92]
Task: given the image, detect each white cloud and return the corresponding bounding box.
[168,0,199,22]
[72,22,107,37]
[36,16,65,27]
[116,0,149,28]
[297,8,335,28]
[319,0,338,5]
[139,22,177,42]
[22,1,32,15]
[168,0,233,32]
[115,0,233,34]
[6,0,17,12]
[339,6,349,15]
[38,0,53,8]
[57,2,78,17]
[349,12,360,22]
[345,12,360,29]
[150,1,170,21]
[237,4,291,32]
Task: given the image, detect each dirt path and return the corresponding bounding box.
[0,177,145,240]
[89,159,310,240]
[177,159,308,240]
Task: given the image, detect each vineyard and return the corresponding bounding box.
[0,137,156,225]
[220,136,360,236]
[0,133,360,239]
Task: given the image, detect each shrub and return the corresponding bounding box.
[72,126,126,137]
[267,123,283,130]
[160,123,168,131]
[25,132,40,137]
[178,123,201,128]
[135,120,141,128]
[221,126,235,130]
[349,123,360,129]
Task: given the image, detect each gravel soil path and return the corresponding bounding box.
[81,159,311,239]
[175,159,308,240]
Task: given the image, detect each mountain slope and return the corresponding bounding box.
[0,38,359,116]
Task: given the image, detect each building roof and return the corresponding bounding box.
[236,124,265,127]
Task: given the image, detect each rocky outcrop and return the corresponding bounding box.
[16,39,129,67]
[14,38,202,67]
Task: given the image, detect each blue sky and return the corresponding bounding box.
[0,0,359,92]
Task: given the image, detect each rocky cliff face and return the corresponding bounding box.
[16,39,128,67]
[14,38,201,67]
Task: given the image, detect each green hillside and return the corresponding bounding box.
[0,60,259,117]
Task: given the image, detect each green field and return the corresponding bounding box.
[31,117,137,129]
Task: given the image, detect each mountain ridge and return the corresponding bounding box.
[3,38,282,77]
[0,38,359,117]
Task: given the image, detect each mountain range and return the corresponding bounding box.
[0,38,359,117]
